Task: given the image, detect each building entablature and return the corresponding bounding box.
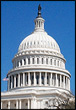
[7,66,71,77]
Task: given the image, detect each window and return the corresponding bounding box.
[57,61,59,66]
[50,59,52,65]
[26,103,28,106]
[24,59,26,65]
[42,75,44,84]
[32,58,34,64]
[16,75,18,87]
[20,60,22,66]
[36,74,39,84]
[10,76,11,89]
[28,58,30,64]
[31,75,34,84]
[62,76,63,82]
[47,75,49,84]
[37,58,39,64]
[13,76,14,88]
[42,58,44,64]
[54,60,56,65]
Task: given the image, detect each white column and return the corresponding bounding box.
[1,101,2,109]
[51,73,52,86]
[28,99,30,109]
[31,98,37,109]
[56,74,58,87]
[39,56,41,64]
[16,100,18,109]
[22,59,24,66]
[23,72,25,86]
[60,75,61,87]
[69,78,70,90]
[19,100,21,109]
[8,101,10,109]
[52,59,53,66]
[30,57,32,64]
[34,72,36,86]
[44,57,46,64]
[8,76,9,91]
[11,75,13,89]
[19,61,20,67]
[34,56,37,64]
[39,72,41,86]
[18,74,20,87]
[14,75,16,88]
[28,72,31,86]
[48,57,50,65]
[26,57,28,65]
[9,76,11,90]
[63,75,65,89]
[45,72,47,85]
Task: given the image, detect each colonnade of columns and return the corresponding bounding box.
[13,56,65,69]
[1,99,30,109]
[8,72,70,91]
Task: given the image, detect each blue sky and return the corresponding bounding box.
[1,1,75,95]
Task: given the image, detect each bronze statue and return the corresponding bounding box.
[38,4,41,11]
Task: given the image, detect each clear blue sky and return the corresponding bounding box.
[1,1,75,95]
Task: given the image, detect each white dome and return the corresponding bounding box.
[18,31,61,53]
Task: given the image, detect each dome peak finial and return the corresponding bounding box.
[38,4,41,11]
[38,4,42,17]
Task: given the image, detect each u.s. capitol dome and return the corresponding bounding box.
[1,4,74,109]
